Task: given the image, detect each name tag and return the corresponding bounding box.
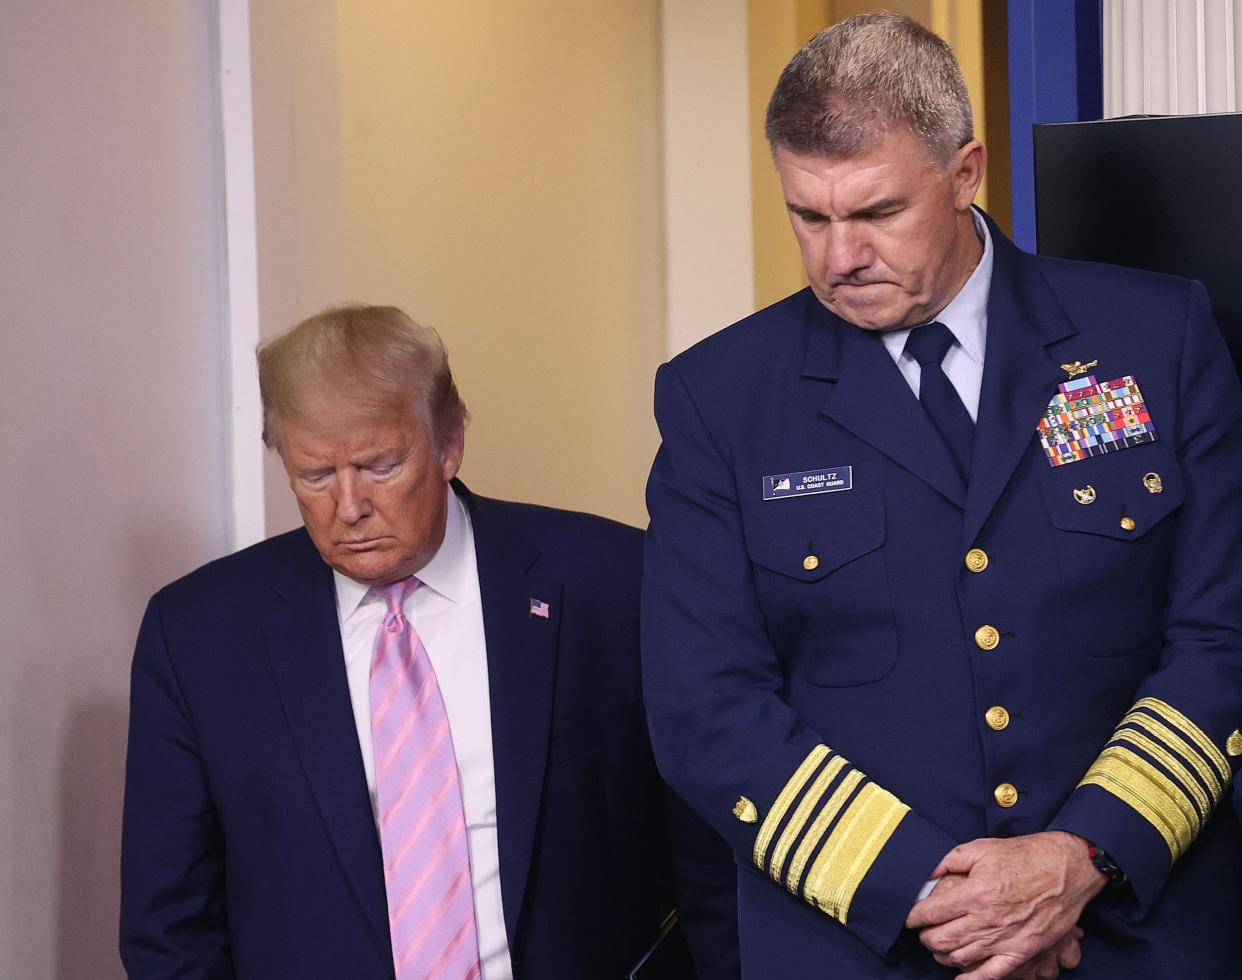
[762,466,853,501]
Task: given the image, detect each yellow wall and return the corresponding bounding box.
[331,1,665,528]
[747,0,1002,309]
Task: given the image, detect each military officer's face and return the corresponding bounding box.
[774,126,986,331]
[277,406,464,587]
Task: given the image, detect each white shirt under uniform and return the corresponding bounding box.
[334,486,514,980]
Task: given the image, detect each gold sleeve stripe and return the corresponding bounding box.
[1111,728,1212,819]
[1134,697,1230,784]
[755,744,830,871]
[803,782,910,926]
[1121,710,1224,800]
[768,756,848,883]
[786,769,865,895]
[1079,745,1196,860]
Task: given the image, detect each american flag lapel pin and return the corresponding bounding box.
[529,597,550,619]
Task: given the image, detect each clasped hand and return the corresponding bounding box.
[905,831,1107,980]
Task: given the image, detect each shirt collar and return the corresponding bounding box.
[881,207,993,364]
[333,484,471,622]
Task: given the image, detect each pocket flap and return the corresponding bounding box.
[742,491,885,580]
[1039,450,1184,540]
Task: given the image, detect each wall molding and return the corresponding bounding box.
[216,0,266,549]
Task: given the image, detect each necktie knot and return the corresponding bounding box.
[372,578,418,631]
[904,321,956,368]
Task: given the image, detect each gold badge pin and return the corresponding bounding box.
[732,797,759,824]
[1143,472,1163,494]
[1060,359,1100,380]
[1073,485,1097,505]
[1227,731,1242,757]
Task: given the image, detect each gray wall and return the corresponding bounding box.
[0,1,231,975]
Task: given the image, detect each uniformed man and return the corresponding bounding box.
[641,12,1242,979]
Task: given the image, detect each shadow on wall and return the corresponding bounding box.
[55,697,128,980]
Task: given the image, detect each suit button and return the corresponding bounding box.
[994,782,1018,808]
[975,625,1000,651]
[803,554,820,571]
[1120,516,1137,532]
[1227,731,1242,757]
[985,706,1010,731]
[964,548,989,573]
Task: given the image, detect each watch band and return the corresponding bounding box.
[1087,842,1127,889]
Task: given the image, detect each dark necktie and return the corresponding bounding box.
[903,322,974,479]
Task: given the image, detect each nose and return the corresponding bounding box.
[335,470,373,525]
[824,222,873,279]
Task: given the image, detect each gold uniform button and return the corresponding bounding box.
[994,782,1019,808]
[1120,516,1137,532]
[975,625,1001,651]
[1227,731,1242,758]
[732,796,759,823]
[985,706,1010,731]
[964,548,989,573]
[802,555,820,572]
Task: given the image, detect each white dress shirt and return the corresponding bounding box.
[879,211,994,420]
[334,487,514,980]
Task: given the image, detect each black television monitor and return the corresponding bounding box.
[1033,112,1242,377]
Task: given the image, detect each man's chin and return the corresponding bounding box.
[331,551,411,588]
[829,302,904,332]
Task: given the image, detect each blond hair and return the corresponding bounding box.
[257,304,468,449]
[765,11,973,167]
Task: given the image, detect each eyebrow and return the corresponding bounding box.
[786,197,906,222]
[352,448,404,468]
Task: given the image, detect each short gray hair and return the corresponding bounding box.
[765,11,973,167]
[257,304,468,450]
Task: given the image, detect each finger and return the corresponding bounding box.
[1056,937,1082,970]
[905,880,981,928]
[956,952,1027,980]
[931,839,993,878]
[945,937,1004,971]
[918,923,982,966]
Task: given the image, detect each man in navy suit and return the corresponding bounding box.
[121,305,738,979]
[642,12,1242,980]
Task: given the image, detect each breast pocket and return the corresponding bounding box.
[1039,447,1184,657]
[741,491,897,687]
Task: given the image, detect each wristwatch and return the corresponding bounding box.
[1087,842,1127,889]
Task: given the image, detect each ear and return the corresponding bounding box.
[440,423,465,482]
[949,139,987,211]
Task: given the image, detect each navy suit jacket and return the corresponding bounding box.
[642,216,1242,978]
[121,483,739,979]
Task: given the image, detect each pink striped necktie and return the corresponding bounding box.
[369,578,482,980]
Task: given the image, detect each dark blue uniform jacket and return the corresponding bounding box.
[642,216,1242,978]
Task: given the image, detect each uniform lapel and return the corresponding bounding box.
[261,537,391,954]
[802,292,968,508]
[961,222,1080,548]
[459,483,560,953]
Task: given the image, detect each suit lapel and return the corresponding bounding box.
[261,539,391,952]
[962,222,1080,547]
[802,293,968,508]
[460,484,560,952]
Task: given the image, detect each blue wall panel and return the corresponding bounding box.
[1007,0,1102,249]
